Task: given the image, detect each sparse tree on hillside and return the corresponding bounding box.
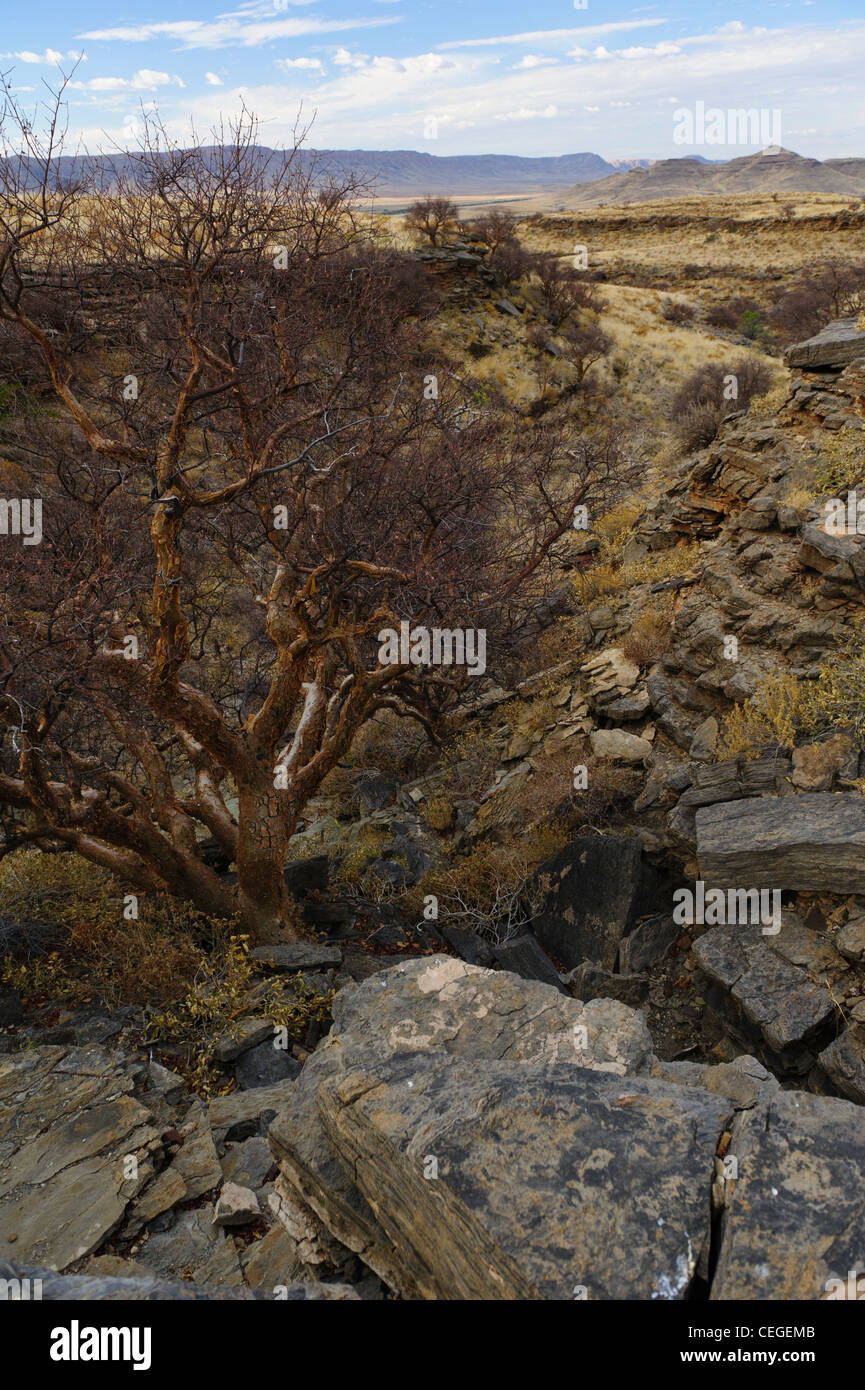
[561,320,614,383]
[0,87,634,940]
[403,196,458,248]
[468,209,519,261]
[535,254,602,326]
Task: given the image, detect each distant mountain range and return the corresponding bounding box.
[4,147,631,196]
[5,145,864,203]
[558,148,865,207]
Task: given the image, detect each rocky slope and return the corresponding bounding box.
[4,317,865,1302]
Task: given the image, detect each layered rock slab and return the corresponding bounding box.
[317,1057,730,1300]
[712,1090,865,1300]
[0,1045,162,1270]
[268,955,653,1290]
[692,923,836,1072]
[696,794,865,894]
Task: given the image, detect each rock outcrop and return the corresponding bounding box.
[266,957,865,1299]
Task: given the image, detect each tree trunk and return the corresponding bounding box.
[235,782,297,942]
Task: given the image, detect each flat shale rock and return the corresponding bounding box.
[249,943,342,973]
[784,317,865,370]
[240,1223,304,1290]
[491,933,563,990]
[234,1040,302,1091]
[268,956,653,1288]
[318,1057,730,1300]
[0,1046,161,1270]
[696,793,865,894]
[692,924,835,1070]
[208,1079,299,1145]
[165,1098,222,1200]
[712,1090,865,1299]
[136,1208,244,1286]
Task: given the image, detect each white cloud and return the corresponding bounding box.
[438,20,669,48]
[333,48,369,68]
[15,48,64,63]
[277,57,325,73]
[74,70,185,92]
[513,55,559,70]
[495,105,559,121]
[77,12,401,50]
[205,72,223,86]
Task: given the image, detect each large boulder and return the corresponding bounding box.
[317,1057,730,1300]
[696,793,865,894]
[268,956,653,1291]
[530,835,668,970]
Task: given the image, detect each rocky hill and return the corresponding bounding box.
[560,148,865,208]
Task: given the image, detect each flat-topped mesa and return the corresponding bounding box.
[784,317,865,371]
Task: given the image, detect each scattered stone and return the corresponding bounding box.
[354,771,398,813]
[491,933,563,990]
[234,1040,302,1091]
[213,1181,260,1227]
[240,1223,304,1290]
[792,733,853,791]
[137,1208,244,1285]
[0,986,23,1028]
[590,728,652,763]
[693,924,835,1072]
[581,647,641,698]
[165,1100,222,1200]
[284,855,330,897]
[221,1136,276,1192]
[618,914,681,974]
[438,924,494,967]
[836,914,865,962]
[209,1080,299,1145]
[122,1169,188,1240]
[689,717,718,762]
[814,1028,865,1104]
[214,1017,276,1063]
[570,963,649,1008]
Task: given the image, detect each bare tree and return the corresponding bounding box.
[0,83,634,940]
[403,196,458,248]
[467,208,519,261]
[561,321,613,383]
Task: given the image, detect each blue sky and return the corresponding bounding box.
[3,0,865,159]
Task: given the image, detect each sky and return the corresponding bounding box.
[2,0,865,161]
